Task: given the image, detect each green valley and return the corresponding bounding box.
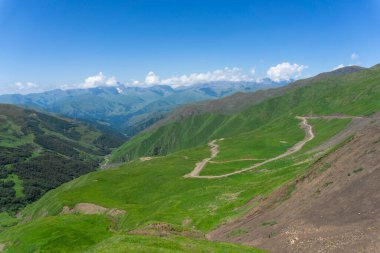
[0,105,126,213]
[0,65,379,252]
[1,1,379,251]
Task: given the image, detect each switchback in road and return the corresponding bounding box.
[185,115,361,179]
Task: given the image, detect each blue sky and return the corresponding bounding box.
[0,0,380,94]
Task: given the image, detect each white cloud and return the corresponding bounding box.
[332,64,345,70]
[145,71,160,85]
[266,62,307,82]
[158,67,254,87]
[130,80,141,86]
[58,72,118,90]
[14,81,37,89]
[59,84,72,90]
[0,81,42,95]
[80,72,118,88]
[351,53,359,60]
[332,64,353,71]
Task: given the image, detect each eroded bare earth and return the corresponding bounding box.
[209,115,380,253]
[61,203,125,217]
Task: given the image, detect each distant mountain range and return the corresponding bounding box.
[5,64,380,252]
[152,66,366,127]
[111,65,370,162]
[0,79,288,137]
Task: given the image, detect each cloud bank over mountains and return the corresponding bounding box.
[2,62,309,95]
[81,62,306,89]
[143,67,256,88]
[0,81,42,95]
[266,62,307,82]
[81,72,118,88]
[137,62,306,87]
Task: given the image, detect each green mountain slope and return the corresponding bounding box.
[0,214,264,253]
[0,65,378,252]
[0,104,126,212]
[150,66,365,130]
[17,115,353,227]
[0,81,286,137]
[0,112,353,252]
[111,65,379,162]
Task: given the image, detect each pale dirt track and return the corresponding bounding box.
[184,140,219,178]
[209,114,380,253]
[209,158,265,164]
[184,116,361,179]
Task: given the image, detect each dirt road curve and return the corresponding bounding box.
[184,115,359,179]
[209,114,380,252]
[184,140,219,178]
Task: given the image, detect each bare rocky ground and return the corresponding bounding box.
[209,114,380,252]
[130,222,205,239]
[61,203,125,217]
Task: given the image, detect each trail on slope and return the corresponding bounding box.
[209,158,265,164]
[184,115,360,179]
[184,140,219,178]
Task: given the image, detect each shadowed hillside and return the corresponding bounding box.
[0,104,126,212]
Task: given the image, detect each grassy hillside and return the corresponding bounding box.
[0,65,378,252]
[0,104,126,213]
[0,214,264,253]
[85,234,265,253]
[0,114,352,252]
[111,65,380,162]
[150,66,365,129]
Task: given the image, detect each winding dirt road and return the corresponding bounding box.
[184,140,219,178]
[184,115,360,179]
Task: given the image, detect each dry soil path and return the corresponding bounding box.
[184,140,219,178]
[184,115,361,179]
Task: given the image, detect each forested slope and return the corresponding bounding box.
[0,105,126,212]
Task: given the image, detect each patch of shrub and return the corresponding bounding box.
[261,220,277,226]
[353,167,364,173]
